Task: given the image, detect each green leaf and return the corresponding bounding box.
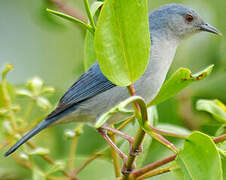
[148,65,214,106]
[84,31,96,70]
[174,131,223,180]
[94,0,150,86]
[46,8,93,33]
[196,99,226,123]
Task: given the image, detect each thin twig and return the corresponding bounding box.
[117,116,136,131]
[136,166,171,180]
[75,153,102,174]
[131,134,226,178]
[109,128,121,178]
[214,134,226,143]
[69,136,79,171]
[49,0,87,22]
[26,141,70,177]
[132,154,176,178]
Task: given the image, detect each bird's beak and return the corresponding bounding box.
[200,23,222,36]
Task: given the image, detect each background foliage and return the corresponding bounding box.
[0,0,225,179]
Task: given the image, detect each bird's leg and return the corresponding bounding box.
[97,128,127,162]
[101,126,142,156]
[97,128,136,174]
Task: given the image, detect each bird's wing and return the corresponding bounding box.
[47,62,116,119]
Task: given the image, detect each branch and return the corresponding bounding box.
[132,154,176,178]
[136,166,171,180]
[122,85,146,179]
[131,133,226,178]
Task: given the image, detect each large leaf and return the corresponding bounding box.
[196,99,226,123]
[174,131,223,180]
[148,65,214,106]
[94,0,150,86]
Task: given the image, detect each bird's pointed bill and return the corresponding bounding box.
[200,23,222,35]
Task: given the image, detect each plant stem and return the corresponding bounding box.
[131,134,226,178]
[117,116,136,131]
[75,153,102,174]
[50,0,87,22]
[132,154,176,178]
[69,135,79,171]
[121,85,146,179]
[83,0,96,30]
[47,9,94,33]
[109,128,121,177]
[147,132,178,153]
[24,100,35,121]
[213,134,226,143]
[26,141,70,177]
[136,166,171,180]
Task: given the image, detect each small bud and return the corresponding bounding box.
[19,153,29,161]
[75,127,83,136]
[3,121,13,135]
[2,64,14,80]
[64,129,75,139]
[27,77,43,95]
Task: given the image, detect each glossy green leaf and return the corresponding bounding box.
[174,131,223,180]
[95,0,150,86]
[196,99,226,123]
[84,31,96,70]
[148,65,214,106]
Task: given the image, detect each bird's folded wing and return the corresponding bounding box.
[47,62,116,119]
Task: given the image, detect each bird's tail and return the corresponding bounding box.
[4,118,56,157]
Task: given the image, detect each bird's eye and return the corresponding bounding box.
[185,14,194,23]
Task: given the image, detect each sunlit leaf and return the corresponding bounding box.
[95,0,150,86]
[174,131,223,180]
[196,99,226,123]
[148,65,214,106]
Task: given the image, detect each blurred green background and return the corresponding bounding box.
[0,0,225,179]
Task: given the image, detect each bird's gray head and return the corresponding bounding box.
[149,4,221,40]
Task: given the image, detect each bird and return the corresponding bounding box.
[5,3,221,157]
